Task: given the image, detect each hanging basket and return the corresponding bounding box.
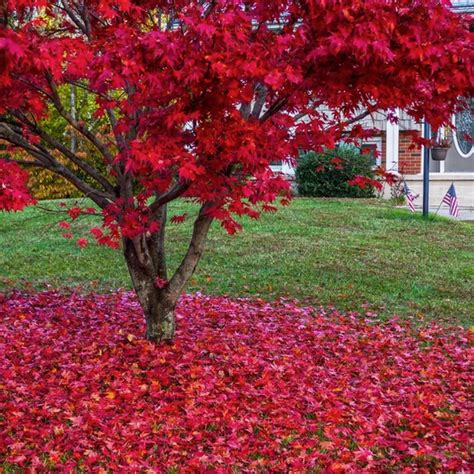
[431,146,449,161]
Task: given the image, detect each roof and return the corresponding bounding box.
[451,0,474,13]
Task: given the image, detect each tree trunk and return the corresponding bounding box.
[123,237,176,343]
[122,203,213,343]
[143,294,176,343]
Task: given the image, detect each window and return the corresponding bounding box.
[453,97,473,159]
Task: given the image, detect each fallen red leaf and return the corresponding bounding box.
[0,292,472,471]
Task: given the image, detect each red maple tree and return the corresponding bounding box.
[0,1,472,342]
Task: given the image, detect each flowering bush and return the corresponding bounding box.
[0,292,472,471]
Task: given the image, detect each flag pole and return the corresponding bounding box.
[422,121,431,218]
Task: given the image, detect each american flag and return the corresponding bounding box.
[403,181,417,213]
[442,184,460,218]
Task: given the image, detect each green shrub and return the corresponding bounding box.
[295,145,377,198]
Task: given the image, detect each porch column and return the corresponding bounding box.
[281,159,296,176]
[386,109,400,172]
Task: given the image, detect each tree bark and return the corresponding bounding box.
[123,237,176,343]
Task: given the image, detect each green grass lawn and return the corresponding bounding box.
[0,198,473,325]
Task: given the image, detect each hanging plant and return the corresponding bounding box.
[431,128,452,161]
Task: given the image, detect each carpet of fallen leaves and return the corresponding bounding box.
[0,291,472,472]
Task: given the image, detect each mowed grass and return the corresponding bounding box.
[0,198,472,325]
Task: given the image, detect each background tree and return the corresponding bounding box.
[0,0,472,342]
[13,83,111,199]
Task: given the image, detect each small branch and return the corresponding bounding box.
[150,182,190,215]
[45,72,115,164]
[60,0,91,40]
[339,109,374,128]
[259,64,315,123]
[11,75,55,102]
[80,2,92,39]
[259,96,288,122]
[105,108,129,154]
[251,83,268,119]
[64,79,112,101]
[0,156,42,167]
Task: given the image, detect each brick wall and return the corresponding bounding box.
[398,130,422,175]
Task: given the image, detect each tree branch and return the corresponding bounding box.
[168,202,213,298]
[8,111,116,195]
[251,83,268,119]
[339,109,374,128]
[293,106,375,129]
[259,96,288,122]
[149,204,168,279]
[0,123,112,208]
[11,75,55,102]
[44,72,115,164]
[65,79,116,102]
[0,156,43,167]
[150,182,191,215]
[60,0,91,40]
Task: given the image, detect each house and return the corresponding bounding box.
[277,1,474,208]
[381,0,474,208]
[278,106,474,208]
